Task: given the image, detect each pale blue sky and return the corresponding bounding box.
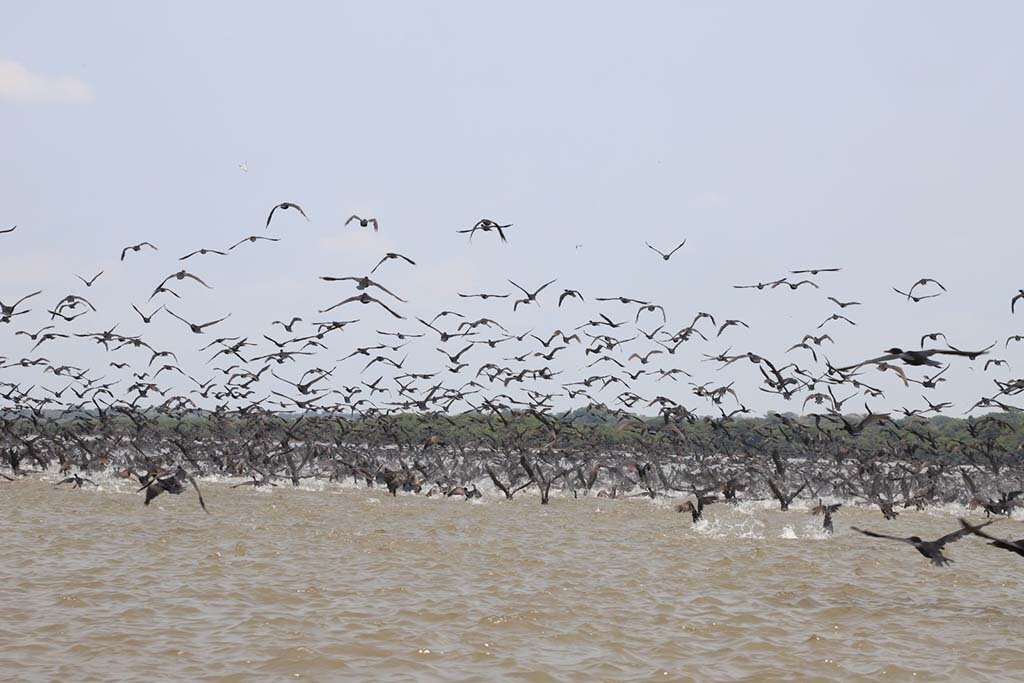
[2,2,1022,415]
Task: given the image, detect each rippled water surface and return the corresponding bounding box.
[2,478,1023,682]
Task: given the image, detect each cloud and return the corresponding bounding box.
[0,59,94,104]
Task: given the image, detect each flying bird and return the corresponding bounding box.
[266,202,309,228]
[75,271,104,287]
[851,522,991,566]
[371,252,415,273]
[458,219,512,243]
[346,215,379,232]
[839,346,993,371]
[645,240,686,261]
[166,310,231,334]
[121,242,157,261]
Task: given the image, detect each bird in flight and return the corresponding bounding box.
[371,252,415,274]
[121,242,157,261]
[645,239,686,261]
[230,235,280,250]
[166,310,232,334]
[266,202,309,228]
[851,522,991,566]
[75,271,104,287]
[180,248,228,261]
[838,345,993,371]
[509,279,556,311]
[790,268,840,275]
[458,219,512,243]
[346,215,379,232]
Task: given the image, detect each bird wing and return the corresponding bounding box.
[266,204,281,228]
[850,527,913,544]
[838,353,899,371]
[935,521,991,548]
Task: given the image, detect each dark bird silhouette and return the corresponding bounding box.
[851,522,991,566]
[230,235,280,250]
[509,279,556,310]
[458,219,512,243]
[120,242,157,261]
[826,296,861,308]
[645,239,686,261]
[166,309,231,334]
[272,317,302,332]
[791,268,840,275]
[75,271,104,287]
[371,252,415,273]
[180,248,227,261]
[55,474,97,488]
[346,215,379,231]
[839,345,992,371]
[811,500,842,534]
[320,293,403,318]
[266,202,309,228]
[138,467,208,513]
[320,275,406,302]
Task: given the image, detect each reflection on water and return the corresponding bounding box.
[2,478,1022,682]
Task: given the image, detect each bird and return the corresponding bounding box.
[676,495,716,523]
[166,310,231,334]
[558,289,584,306]
[120,242,157,261]
[645,240,686,261]
[54,474,97,488]
[893,287,942,303]
[457,219,512,243]
[320,275,406,302]
[266,202,309,228]
[826,297,861,308]
[717,319,749,337]
[1,290,42,320]
[908,278,946,297]
[319,293,403,318]
[811,500,842,534]
[138,467,208,513]
[509,279,556,310]
[838,346,992,371]
[180,248,227,261]
[158,270,212,290]
[1013,290,1024,313]
[131,304,164,324]
[851,522,991,566]
[75,271,104,287]
[272,317,303,332]
[346,215,379,232]
[371,252,415,273]
[230,235,280,250]
[791,268,840,275]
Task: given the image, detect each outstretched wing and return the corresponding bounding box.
[851,526,913,544]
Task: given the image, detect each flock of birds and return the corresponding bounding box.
[2,206,1024,568]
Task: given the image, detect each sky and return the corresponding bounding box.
[2,2,1023,417]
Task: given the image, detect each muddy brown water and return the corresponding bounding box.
[1,477,1022,682]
